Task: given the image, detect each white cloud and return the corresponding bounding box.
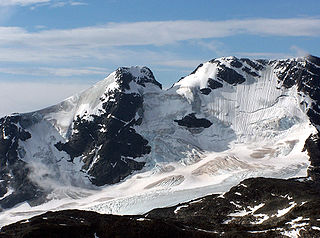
[0,66,108,77]
[0,0,87,7]
[0,0,50,6]
[194,40,227,56]
[40,66,107,77]
[290,45,308,57]
[69,1,86,6]
[236,46,310,59]
[50,1,86,8]
[0,18,317,64]
[0,18,319,47]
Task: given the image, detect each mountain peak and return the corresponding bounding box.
[115,66,162,90]
[306,54,320,66]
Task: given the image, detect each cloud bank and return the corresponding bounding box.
[1,18,319,46]
[0,18,317,64]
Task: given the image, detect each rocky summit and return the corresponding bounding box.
[1,55,320,237]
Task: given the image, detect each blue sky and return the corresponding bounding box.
[0,0,320,115]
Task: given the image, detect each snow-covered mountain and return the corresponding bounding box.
[0,55,320,227]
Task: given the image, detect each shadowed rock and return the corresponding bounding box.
[174,113,212,128]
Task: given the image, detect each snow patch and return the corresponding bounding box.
[276,202,297,217]
[0,187,14,199]
[174,205,189,214]
[20,219,30,224]
[228,203,265,217]
[225,203,266,223]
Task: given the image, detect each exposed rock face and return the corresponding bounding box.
[216,64,246,85]
[304,134,320,181]
[229,58,243,68]
[147,177,320,237]
[207,78,223,90]
[54,67,160,186]
[0,210,213,238]
[241,58,265,71]
[274,55,320,182]
[2,177,320,238]
[199,78,223,95]
[275,55,320,128]
[242,66,260,77]
[190,63,204,75]
[199,88,211,95]
[174,113,212,128]
[0,115,45,210]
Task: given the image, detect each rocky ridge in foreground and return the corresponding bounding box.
[1,177,320,238]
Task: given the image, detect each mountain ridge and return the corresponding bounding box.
[0,55,320,228]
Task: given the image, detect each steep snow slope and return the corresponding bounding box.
[39,67,161,138]
[0,56,319,227]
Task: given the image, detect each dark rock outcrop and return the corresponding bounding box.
[275,55,320,129]
[242,66,260,77]
[2,177,320,238]
[116,66,162,90]
[174,113,212,128]
[55,67,160,186]
[275,55,320,183]
[200,78,223,95]
[0,115,46,210]
[207,78,223,90]
[190,63,204,75]
[199,88,211,95]
[303,134,320,181]
[0,210,214,238]
[216,65,246,85]
[241,58,265,71]
[230,58,243,68]
[147,177,320,237]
